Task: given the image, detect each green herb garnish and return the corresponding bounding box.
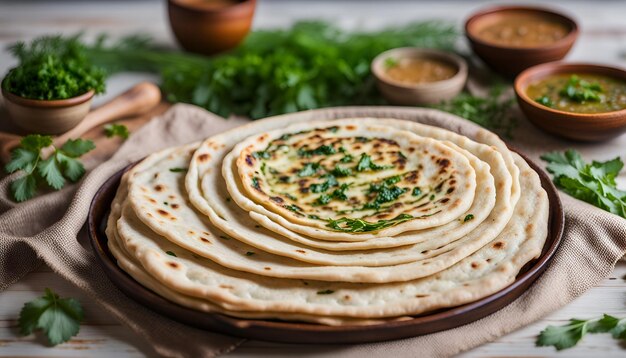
[317,290,335,295]
[285,204,302,212]
[463,214,474,222]
[298,145,336,158]
[5,135,95,202]
[18,288,84,346]
[297,162,322,177]
[252,150,271,159]
[3,35,106,100]
[541,150,626,218]
[104,123,129,139]
[169,167,187,173]
[166,251,177,257]
[537,314,626,350]
[331,165,352,177]
[560,75,603,103]
[327,213,413,233]
[251,177,261,191]
[412,187,422,196]
[535,95,554,107]
[356,153,392,172]
[245,251,255,256]
[384,57,398,69]
[309,174,338,193]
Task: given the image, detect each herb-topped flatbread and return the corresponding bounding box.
[234,121,477,237]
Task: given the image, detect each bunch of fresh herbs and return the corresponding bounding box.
[541,150,626,218]
[2,35,106,100]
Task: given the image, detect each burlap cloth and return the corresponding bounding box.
[1,103,626,357]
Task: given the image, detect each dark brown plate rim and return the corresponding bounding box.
[88,150,564,344]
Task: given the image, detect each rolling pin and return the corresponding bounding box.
[0,82,162,163]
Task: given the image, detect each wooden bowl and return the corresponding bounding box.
[167,0,256,56]
[515,62,626,142]
[88,151,563,344]
[371,48,468,105]
[1,88,94,135]
[465,6,578,77]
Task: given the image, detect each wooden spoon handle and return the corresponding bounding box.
[53,82,161,146]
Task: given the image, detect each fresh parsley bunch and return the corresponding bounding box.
[5,134,95,202]
[541,150,626,218]
[19,288,84,346]
[2,35,106,100]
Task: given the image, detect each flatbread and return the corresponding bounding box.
[233,121,477,238]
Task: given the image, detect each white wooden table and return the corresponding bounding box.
[1,1,626,356]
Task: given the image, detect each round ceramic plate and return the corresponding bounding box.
[88,150,563,344]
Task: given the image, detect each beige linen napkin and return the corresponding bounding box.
[1,103,625,358]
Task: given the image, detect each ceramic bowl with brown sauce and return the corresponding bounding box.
[515,62,626,142]
[372,48,467,105]
[465,6,579,76]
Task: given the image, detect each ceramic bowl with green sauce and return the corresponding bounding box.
[515,62,626,141]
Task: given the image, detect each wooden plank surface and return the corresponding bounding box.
[1,1,626,357]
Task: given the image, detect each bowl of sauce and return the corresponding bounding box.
[371,48,467,105]
[168,0,256,55]
[515,63,626,141]
[465,6,578,76]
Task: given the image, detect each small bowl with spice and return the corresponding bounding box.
[371,48,467,106]
[514,62,626,141]
[465,5,578,77]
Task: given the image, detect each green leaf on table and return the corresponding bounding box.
[104,123,130,139]
[55,152,86,182]
[18,288,84,346]
[20,134,53,152]
[537,314,626,351]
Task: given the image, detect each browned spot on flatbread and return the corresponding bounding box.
[198,153,210,162]
[154,185,164,192]
[344,295,351,300]
[167,262,179,268]
[270,196,284,203]
[492,241,505,249]
[245,154,254,166]
[200,237,211,244]
[220,284,234,289]
[526,223,534,233]
[157,209,169,216]
[296,250,306,254]
[264,267,271,271]
[471,262,480,269]
[415,294,429,298]
[171,204,180,209]
[188,230,195,235]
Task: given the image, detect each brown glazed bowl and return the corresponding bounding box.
[465,5,579,77]
[371,48,468,105]
[168,0,256,55]
[1,88,94,135]
[515,62,626,142]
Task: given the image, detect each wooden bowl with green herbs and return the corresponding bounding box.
[1,39,105,135]
[515,62,626,141]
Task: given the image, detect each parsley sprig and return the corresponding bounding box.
[541,150,626,218]
[19,288,84,346]
[5,134,95,202]
[560,75,603,103]
[537,314,626,350]
[327,213,413,233]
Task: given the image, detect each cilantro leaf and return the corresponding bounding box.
[10,174,37,202]
[356,153,392,172]
[104,123,129,139]
[541,150,626,218]
[60,138,95,157]
[5,147,38,173]
[537,315,626,351]
[5,136,95,202]
[37,156,65,190]
[18,288,84,346]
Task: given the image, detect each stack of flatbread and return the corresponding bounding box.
[106,116,549,325]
